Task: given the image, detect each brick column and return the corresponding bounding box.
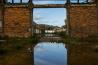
[0,0,4,36]
[28,0,34,36]
[68,4,98,38]
[96,0,98,34]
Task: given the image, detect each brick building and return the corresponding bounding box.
[67,4,98,38]
[0,0,98,38]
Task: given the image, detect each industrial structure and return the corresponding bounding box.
[0,0,98,38]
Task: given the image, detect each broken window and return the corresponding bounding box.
[70,0,78,3]
[79,0,87,3]
[88,0,95,3]
[14,0,20,3]
[70,0,95,3]
[7,0,29,4]
[22,0,29,3]
[6,0,96,4]
[7,0,12,3]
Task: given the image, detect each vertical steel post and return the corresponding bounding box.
[12,0,14,4]
[28,0,33,36]
[78,0,79,3]
[20,0,22,3]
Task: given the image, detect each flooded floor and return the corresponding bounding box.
[68,43,98,65]
[0,40,98,65]
[34,42,67,65]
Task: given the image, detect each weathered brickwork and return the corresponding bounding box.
[4,7,32,37]
[0,8,3,36]
[0,2,97,38]
[68,4,98,38]
[0,10,1,20]
[0,9,2,33]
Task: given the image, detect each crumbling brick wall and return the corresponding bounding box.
[4,7,32,37]
[0,7,3,35]
[68,4,98,38]
[0,9,2,33]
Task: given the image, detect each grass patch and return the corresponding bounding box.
[0,36,37,54]
[93,45,98,52]
[0,48,9,55]
[24,35,38,44]
[0,36,35,65]
[55,31,80,44]
[56,32,98,44]
[6,35,38,44]
[13,43,22,50]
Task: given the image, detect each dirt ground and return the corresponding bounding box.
[0,41,98,65]
[0,42,34,65]
[68,42,98,65]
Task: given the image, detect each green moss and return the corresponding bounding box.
[55,31,80,44]
[6,35,38,45]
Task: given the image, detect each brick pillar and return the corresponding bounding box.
[68,4,98,38]
[4,7,32,37]
[96,0,98,33]
[66,4,71,36]
[0,0,4,36]
[28,0,34,36]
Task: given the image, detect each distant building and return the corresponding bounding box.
[54,27,66,33]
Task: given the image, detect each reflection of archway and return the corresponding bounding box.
[32,44,37,65]
[33,42,67,65]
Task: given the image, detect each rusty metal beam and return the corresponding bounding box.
[5,3,96,8]
[5,4,66,8]
[33,4,66,8]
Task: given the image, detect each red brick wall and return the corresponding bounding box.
[0,9,2,33]
[4,7,32,37]
[0,10,1,19]
[0,6,1,30]
[68,4,98,38]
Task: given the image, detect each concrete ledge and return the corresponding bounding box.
[71,4,96,7]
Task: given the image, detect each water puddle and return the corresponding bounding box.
[34,42,67,65]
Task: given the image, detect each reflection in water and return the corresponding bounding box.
[45,34,55,37]
[34,42,67,65]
